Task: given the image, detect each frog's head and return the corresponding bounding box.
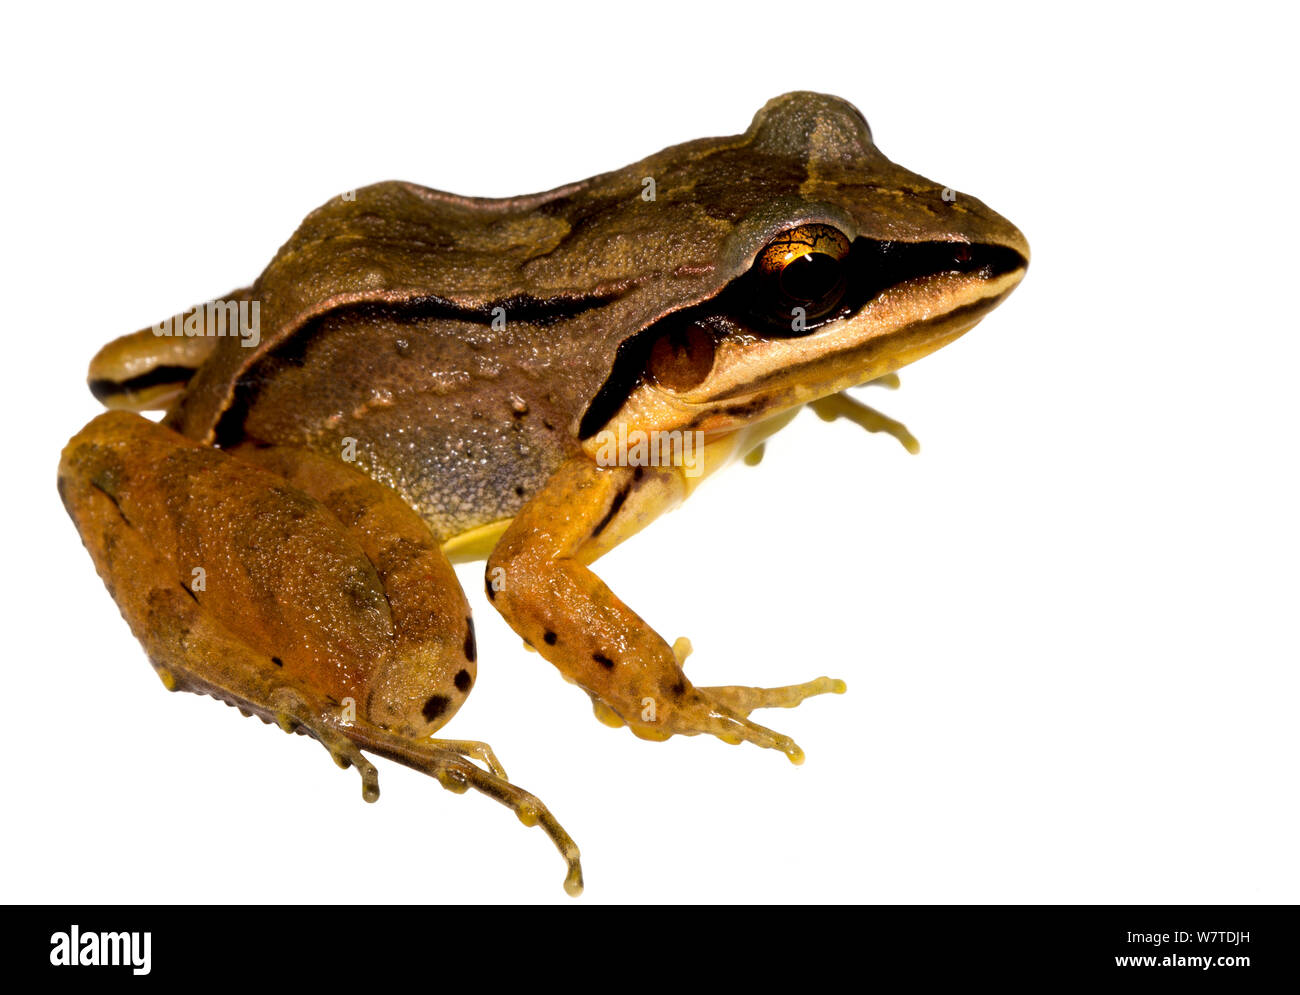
[579,91,1028,448]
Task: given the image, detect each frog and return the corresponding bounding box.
[58,91,1028,896]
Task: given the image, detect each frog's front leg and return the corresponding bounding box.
[486,455,843,762]
[809,388,920,454]
[59,411,582,894]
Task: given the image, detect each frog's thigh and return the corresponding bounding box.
[60,411,476,736]
[59,412,584,894]
[485,455,842,763]
[58,412,396,793]
[229,444,517,778]
[227,438,479,734]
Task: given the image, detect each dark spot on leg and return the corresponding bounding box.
[593,653,615,670]
[271,656,283,667]
[543,630,557,646]
[422,694,451,722]
[464,617,477,662]
[669,679,686,697]
[633,466,644,482]
[454,668,472,692]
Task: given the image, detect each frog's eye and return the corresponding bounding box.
[753,223,852,327]
[647,322,716,392]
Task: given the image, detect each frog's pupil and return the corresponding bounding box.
[780,252,842,304]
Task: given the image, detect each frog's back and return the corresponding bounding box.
[100,94,922,539]
[155,176,684,541]
[160,142,755,540]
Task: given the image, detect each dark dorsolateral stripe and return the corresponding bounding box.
[211,290,623,447]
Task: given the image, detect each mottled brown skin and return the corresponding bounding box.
[63,92,1028,893]
[59,412,583,893]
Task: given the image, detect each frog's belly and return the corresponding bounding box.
[357,412,575,547]
[244,400,578,545]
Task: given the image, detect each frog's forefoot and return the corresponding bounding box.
[810,388,920,454]
[635,675,847,765]
[699,676,847,717]
[687,701,808,763]
[673,638,844,761]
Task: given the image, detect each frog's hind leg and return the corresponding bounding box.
[229,436,585,893]
[56,438,384,803]
[59,411,584,894]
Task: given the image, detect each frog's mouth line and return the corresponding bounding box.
[577,238,1027,440]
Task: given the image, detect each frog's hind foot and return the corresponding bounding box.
[423,739,508,779]
[348,724,584,897]
[269,688,381,802]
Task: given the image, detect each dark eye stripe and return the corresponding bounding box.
[577,235,1027,438]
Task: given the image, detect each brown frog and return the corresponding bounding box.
[58,92,1029,894]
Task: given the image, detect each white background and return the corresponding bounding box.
[3,1,1296,904]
